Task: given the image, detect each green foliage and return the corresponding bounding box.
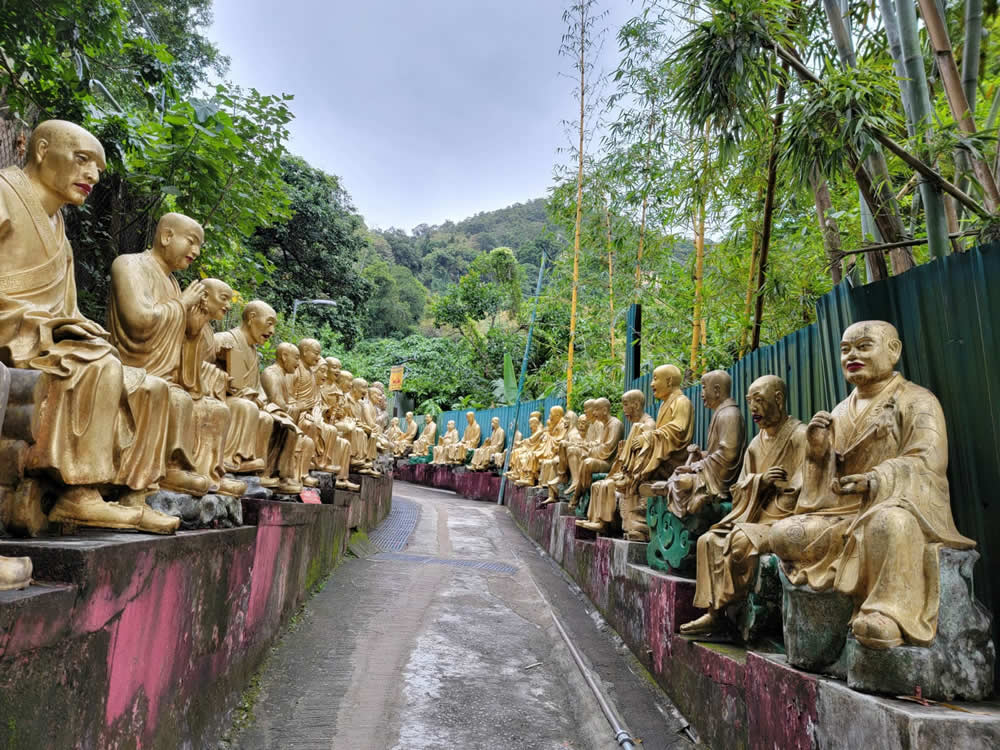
[359,259,427,338]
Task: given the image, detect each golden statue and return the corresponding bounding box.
[432,420,459,464]
[344,375,379,474]
[542,405,590,502]
[445,411,481,464]
[577,390,655,533]
[680,375,806,636]
[469,417,505,470]
[260,342,319,490]
[768,321,975,649]
[386,417,404,447]
[653,370,745,518]
[411,414,437,457]
[617,365,694,540]
[397,411,419,455]
[568,397,624,507]
[514,406,566,486]
[215,302,315,494]
[505,412,542,480]
[109,212,245,500]
[0,120,177,534]
[288,338,350,478]
[538,409,578,491]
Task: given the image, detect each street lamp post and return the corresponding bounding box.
[291,298,338,328]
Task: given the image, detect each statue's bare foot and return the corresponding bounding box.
[0,555,32,591]
[575,520,605,532]
[679,610,724,636]
[852,612,903,649]
[49,487,143,530]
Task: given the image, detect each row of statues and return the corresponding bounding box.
[0,120,396,592]
[404,322,987,678]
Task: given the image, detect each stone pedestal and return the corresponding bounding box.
[779,567,854,673]
[146,491,243,529]
[845,548,995,701]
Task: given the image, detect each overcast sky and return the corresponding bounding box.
[207,1,634,233]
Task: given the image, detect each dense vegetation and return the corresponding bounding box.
[3,0,999,412]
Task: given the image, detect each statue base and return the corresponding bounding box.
[145,491,243,529]
[729,553,783,644]
[845,549,995,701]
[645,494,730,575]
[779,566,854,674]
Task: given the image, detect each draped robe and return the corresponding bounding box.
[769,373,975,645]
[291,362,349,473]
[0,168,170,490]
[576,416,625,496]
[693,416,806,610]
[667,398,746,517]
[108,250,223,490]
[432,426,459,464]
[587,414,655,525]
[470,426,505,470]
[412,422,437,456]
[446,420,481,463]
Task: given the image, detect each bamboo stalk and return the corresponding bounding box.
[603,199,616,359]
[566,4,586,401]
[962,0,983,115]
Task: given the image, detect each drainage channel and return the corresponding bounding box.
[371,552,519,575]
[368,496,420,552]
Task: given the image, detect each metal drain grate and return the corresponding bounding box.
[372,552,519,575]
[369,498,420,552]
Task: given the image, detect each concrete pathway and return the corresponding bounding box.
[226,481,695,750]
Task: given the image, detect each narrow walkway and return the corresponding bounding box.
[226,481,694,750]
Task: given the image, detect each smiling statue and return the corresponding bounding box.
[768,321,976,650]
[0,119,181,539]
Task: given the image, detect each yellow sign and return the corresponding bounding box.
[389,365,405,391]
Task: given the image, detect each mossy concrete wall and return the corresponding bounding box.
[0,476,391,750]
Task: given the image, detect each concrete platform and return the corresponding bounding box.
[0,477,392,749]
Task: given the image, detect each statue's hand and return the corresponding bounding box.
[674,464,694,474]
[807,411,833,451]
[832,473,876,497]
[182,280,206,311]
[762,466,788,487]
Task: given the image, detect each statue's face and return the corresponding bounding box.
[447,420,455,430]
[371,389,386,408]
[300,342,321,368]
[33,126,105,207]
[747,380,784,429]
[278,348,299,372]
[622,396,643,422]
[491,417,499,428]
[840,323,900,387]
[547,408,563,429]
[325,358,342,376]
[425,415,432,424]
[159,220,204,271]
[247,310,276,347]
[314,361,329,382]
[529,416,540,432]
[392,418,399,426]
[651,368,674,400]
[203,283,233,321]
[700,377,723,410]
[467,413,475,425]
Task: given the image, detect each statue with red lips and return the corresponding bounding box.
[0,120,178,538]
[768,321,976,649]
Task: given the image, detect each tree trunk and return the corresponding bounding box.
[917,0,1000,211]
[963,0,983,114]
[604,199,616,359]
[566,6,585,401]
[809,166,844,284]
[751,74,786,350]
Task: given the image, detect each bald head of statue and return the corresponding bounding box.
[242,300,277,348]
[24,120,106,214]
[152,212,205,273]
[700,369,732,410]
[840,320,902,389]
[651,364,682,401]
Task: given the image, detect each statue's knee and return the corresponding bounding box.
[729,530,753,562]
[869,506,917,545]
[769,519,799,560]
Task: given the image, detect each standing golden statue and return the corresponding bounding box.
[768,321,975,649]
[680,375,806,636]
[0,120,177,536]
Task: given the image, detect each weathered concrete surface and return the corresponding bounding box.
[0,481,391,749]
[228,481,692,750]
[406,465,1000,750]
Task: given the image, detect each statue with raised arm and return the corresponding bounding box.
[0,120,180,536]
[577,389,655,534]
[680,375,806,637]
[109,212,246,501]
[768,321,976,650]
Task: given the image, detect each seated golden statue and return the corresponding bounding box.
[261,343,319,491]
[577,389,655,534]
[768,321,975,649]
[343,375,379,474]
[469,417,505,470]
[505,412,542,479]
[386,417,404,447]
[538,409,579,495]
[653,370,745,518]
[215,301,316,494]
[0,120,180,536]
[680,375,806,636]
[411,414,437,457]
[570,397,624,507]
[514,406,566,487]
[432,420,459,464]
[110,212,245,500]
[445,411,481,464]
[289,338,351,478]
[395,411,419,455]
